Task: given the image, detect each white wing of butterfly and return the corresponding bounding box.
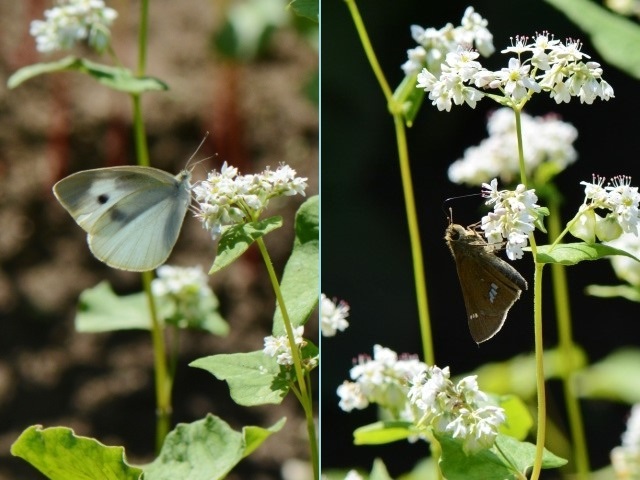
[53,166,192,272]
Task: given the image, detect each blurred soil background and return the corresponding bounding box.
[0,1,318,479]
[322,1,640,478]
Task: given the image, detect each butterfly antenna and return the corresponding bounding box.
[185,132,211,169]
[442,193,483,224]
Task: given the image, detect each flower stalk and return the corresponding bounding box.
[255,236,319,479]
[345,0,434,366]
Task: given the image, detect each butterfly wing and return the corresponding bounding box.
[446,224,528,343]
[53,166,191,271]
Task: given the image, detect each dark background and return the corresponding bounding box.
[321,0,640,477]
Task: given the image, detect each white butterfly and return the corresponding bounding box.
[53,166,192,272]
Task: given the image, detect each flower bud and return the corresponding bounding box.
[569,209,596,243]
[595,212,623,242]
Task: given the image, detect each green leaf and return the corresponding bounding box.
[494,435,567,472]
[11,425,142,480]
[391,73,424,127]
[473,346,587,400]
[585,284,640,302]
[288,0,318,22]
[293,195,319,244]
[534,207,550,234]
[144,414,285,480]
[75,281,228,335]
[498,395,533,441]
[437,434,512,480]
[437,434,566,480]
[544,0,640,79]
[243,422,286,458]
[301,339,319,363]
[76,281,150,332]
[353,421,415,445]
[533,242,640,265]
[272,196,319,335]
[190,351,288,406]
[8,56,78,88]
[209,217,283,274]
[8,56,168,93]
[574,348,640,403]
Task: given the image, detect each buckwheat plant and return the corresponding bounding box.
[337,345,425,419]
[30,0,117,53]
[332,2,639,479]
[320,294,350,337]
[401,6,494,77]
[417,32,614,112]
[9,0,319,478]
[415,24,632,480]
[448,108,578,187]
[192,162,318,477]
[481,179,540,261]
[193,161,308,240]
[151,265,225,331]
[336,344,509,462]
[408,366,506,454]
[264,325,306,366]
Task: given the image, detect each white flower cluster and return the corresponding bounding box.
[263,326,306,366]
[193,162,307,240]
[408,365,505,454]
[417,32,614,112]
[338,346,505,453]
[481,179,539,260]
[572,175,640,243]
[337,345,425,418]
[30,0,117,53]
[152,265,210,298]
[151,265,218,329]
[320,294,350,337]
[611,404,640,478]
[401,7,494,76]
[448,108,578,186]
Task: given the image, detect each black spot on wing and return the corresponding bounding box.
[105,197,160,226]
[110,208,126,222]
[98,193,110,204]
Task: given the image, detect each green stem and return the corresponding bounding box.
[142,271,172,453]
[343,0,392,101]
[136,0,149,77]
[393,114,434,365]
[345,0,434,365]
[513,106,547,479]
[548,204,590,478]
[254,237,318,480]
[131,0,170,453]
[514,109,527,188]
[132,95,150,167]
[530,262,546,480]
